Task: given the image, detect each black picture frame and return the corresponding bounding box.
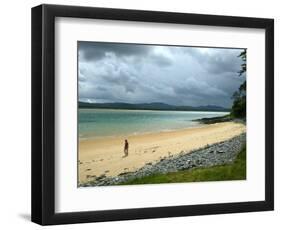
[31,4,274,225]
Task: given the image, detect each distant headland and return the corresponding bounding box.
[78,101,230,112]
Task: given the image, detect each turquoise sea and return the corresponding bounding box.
[79,109,229,139]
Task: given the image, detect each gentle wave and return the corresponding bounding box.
[79,109,229,139]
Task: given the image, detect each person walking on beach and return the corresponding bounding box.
[124,139,129,157]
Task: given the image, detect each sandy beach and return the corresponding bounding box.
[78,121,246,184]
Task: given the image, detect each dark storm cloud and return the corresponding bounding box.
[79,41,152,61]
[174,46,242,75]
[79,41,173,69]
[198,51,241,75]
[102,70,138,93]
[149,54,173,67]
[78,42,245,108]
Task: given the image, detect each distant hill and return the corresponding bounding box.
[78,102,230,112]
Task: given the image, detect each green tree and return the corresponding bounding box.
[238,50,246,76]
[231,50,246,118]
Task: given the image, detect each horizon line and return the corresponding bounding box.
[78,101,230,109]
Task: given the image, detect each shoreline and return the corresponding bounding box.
[80,133,246,186]
[78,121,246,184]
[79,121,204,141]
[79,109,229,141]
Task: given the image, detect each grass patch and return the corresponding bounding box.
[120,145,246,185]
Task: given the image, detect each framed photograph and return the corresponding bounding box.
[31,4,274,225]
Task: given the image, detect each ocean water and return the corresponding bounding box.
[79,109,229,139]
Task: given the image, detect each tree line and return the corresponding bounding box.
[231,50,246,118]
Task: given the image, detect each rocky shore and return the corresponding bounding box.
[79,133,246,187]
[194,114,246,124]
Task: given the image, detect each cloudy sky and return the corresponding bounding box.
[78,41,245,108]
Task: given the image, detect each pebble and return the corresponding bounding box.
[80,133,246,187]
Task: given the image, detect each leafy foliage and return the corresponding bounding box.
[238,50,246,76]
[231,49,246,118]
